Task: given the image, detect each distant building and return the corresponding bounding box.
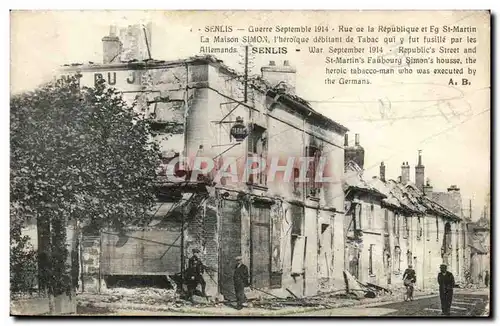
[343,148,464,291]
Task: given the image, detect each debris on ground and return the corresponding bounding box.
[78,287,178,306]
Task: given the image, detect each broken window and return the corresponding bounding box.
[368,204,374,230]
[442,223,452,257]
[305,145,322,198]
[394,214,400,239]
[394,246,401,273]
[417,217,423,240]
[426,217,431,240]
[384,209,389,235]
[369,244,375,275]
[247,124,268,186]
[403,217,409,239]
[436,217,439,242]
[461,226,466,249]
[354,203,362,230]
[292,167,301,197]
[290,204,305,275]
[291,235,306,276]
[319,223,332,278]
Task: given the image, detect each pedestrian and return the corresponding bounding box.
[186,248,207,301]
[402,264,416,301]
[479,272,483,286]
[437,264,455,316]
[233,256,250,310]
[485,271,490,288]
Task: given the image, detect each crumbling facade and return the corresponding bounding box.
[343,142,464,291]
[61,27,348,299]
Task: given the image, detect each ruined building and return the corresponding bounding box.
[343,146,465,291]
[61,26,348,299]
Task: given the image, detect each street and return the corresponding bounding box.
[295,291,490,317]
[79,289,490,317]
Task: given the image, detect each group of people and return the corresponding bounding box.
[403,263,456,316]
[184,248,250,310]
[187,248,476,315]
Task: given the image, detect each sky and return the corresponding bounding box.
[10,10,490,220]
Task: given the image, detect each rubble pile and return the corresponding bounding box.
[78,287,178,307]
[250,292,360,310]
[77,287,220,312]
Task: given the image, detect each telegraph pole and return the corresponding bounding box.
[244,45,248,103]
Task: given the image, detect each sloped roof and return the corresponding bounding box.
[430,191,463,217]
[368,177,401,209]
[386,180,424,214]
[343,161,385,197]
[343,170,462,222]
[404,183,459,221]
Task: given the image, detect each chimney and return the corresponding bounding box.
[423,178,433,195]
[344,134,349,147]
[344,133,365,169]
[261,60,297,94]
[380,162,386,182]
[119,24,152,62]
[415,150,425,191]
[401,162,410,185]
[102,25,122,64]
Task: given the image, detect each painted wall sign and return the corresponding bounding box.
[93,71,139,86]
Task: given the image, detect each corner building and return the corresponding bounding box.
[62,27,348,299]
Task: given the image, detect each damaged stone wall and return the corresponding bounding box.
[100,224,182,276]
[71,63,212,170]
[67,59,349,299]
[182,194,219,298]
[279,201,304,298]
[355,195,385,285]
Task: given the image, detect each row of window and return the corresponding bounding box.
[247,123,323,198]
[368,244,412,276]
[353,203,410,238]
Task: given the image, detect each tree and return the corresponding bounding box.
[10,75,161,303]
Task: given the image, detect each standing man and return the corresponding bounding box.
[437,264,455,316]
[187,248,207,301]
[233,256,250,310]
[485,271,490,288]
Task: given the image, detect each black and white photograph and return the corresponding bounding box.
[9,10,491,317]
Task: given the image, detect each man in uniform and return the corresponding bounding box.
[233,256,250,310]
[437,264,455,316]
[186,248,207,301]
